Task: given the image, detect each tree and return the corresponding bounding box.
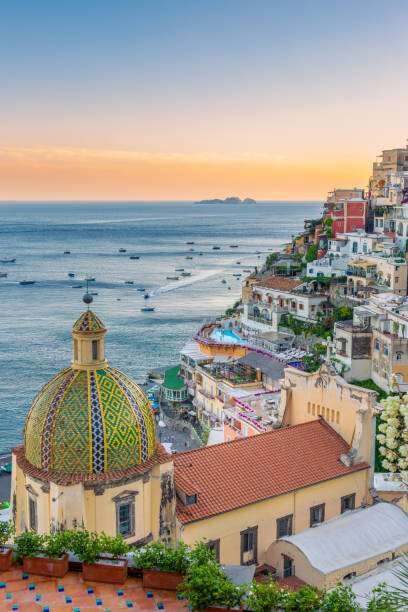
[305,244,318,262]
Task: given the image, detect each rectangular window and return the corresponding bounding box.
[276,514,293,539]
[115,497,135,538]
[310,503,325,526]
[92,340,98,360]
[29,497,37,531]
[341,493,356,514]
[74,339,78,361]
[240,526,258,565]
[118,503,131,536]
[207,539,220,563]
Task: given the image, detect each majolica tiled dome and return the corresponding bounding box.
[24,311,157,475]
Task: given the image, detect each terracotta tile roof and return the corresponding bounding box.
[254,277,304,291]
[174,420,368,525]
[13,443,172,486]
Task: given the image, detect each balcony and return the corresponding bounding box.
[247,315,274,326]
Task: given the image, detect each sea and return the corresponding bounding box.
[0,200,321,454]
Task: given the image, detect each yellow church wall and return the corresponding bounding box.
[279,366,377,469]
[177,469,369,566]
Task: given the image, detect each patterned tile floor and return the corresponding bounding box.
[0,569,188,611]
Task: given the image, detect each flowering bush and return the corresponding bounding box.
[376,389,408,481]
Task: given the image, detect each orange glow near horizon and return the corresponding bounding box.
[0,147,371,201]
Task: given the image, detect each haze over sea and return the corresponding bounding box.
[0,201,321,454]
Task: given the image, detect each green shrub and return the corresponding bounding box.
[181,560,245,611]
[15,531,45,559]
[0,521,15,548]
[99,532,129,559]
[43,531,70,558]
[305,244,318,262]
[132,540,214,574]
[70,527,101,565]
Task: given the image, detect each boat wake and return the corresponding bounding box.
[150,269,222,296]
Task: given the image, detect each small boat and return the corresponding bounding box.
[72,284,83,288]
[233,273,241,277]
[137,287,146,291]
[0,258,16,263]
[141,307,154,312]
[228,286,231,290]
[212,246,221,250]
[189,248,195,252]
[255,251,261,254]
[119,248,126,253]
[144,293,149,299]
[20,280,35,285]
[236,261,241,264]
[91,292,98,296]
[186,241,194,245]
[86,277,95,281]
[68,272,75,278]
[186,256,193,260]
[125,281,134,285]
[167,276,179,280]
[63,251,70,255]
[230,245,238,248]
[181,272,191,277]
[221,279,227,284]
[129,255,140,260]
[0,273,7,278]
[243,269,251,272]
[198,252,203,256]
[175,268,184,272]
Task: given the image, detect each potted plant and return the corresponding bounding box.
[15,530,70,578]
[181,560,245,611]
[72,528,129,584]
[0,521,15,571]
[133,540,189,590]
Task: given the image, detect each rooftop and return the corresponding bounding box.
[254,277,304,291]
[162,365,186,391]
[237,352,286,381]
[174,420,369,525]
[279,503,408,575]
[72,310,106,333]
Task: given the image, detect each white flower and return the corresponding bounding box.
[382,459,391,469]
[400,445,408,457]
[377,434,386,444]
[387,418,400,428]
[386,426,398,438]
[379,446,387,456]
[398,458,408,469]
[386,439,398,449]
[389,464,397,472]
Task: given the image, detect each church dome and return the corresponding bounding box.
[24,309,157,474]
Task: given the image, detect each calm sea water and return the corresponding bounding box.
[0,201,321,454]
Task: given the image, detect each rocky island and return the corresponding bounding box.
[195,196,256,204]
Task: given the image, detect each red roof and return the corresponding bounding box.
[254,277,304,291]
[174,420,368,524]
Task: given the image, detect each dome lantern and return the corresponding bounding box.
[23,309,157,475]
[72,309,107,369]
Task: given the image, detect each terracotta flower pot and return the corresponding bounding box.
[142,568,185,590]
[0,547,13,571]
[82,557,128,584]
[23,553,69,578]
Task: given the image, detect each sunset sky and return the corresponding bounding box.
[1,0,408,201]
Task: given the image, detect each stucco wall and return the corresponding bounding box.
[177,469,369,566]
